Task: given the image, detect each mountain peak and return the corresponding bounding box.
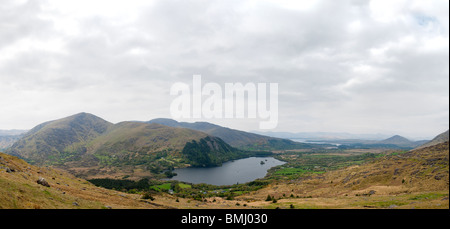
[387,135,410,141]
[148,118,180,127]
[67,112,104,120]
[6,113,113,165]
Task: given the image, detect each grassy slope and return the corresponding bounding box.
[0,151,245,209]
[0,152,164,209]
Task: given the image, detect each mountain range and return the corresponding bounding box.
[147,118,312,150]
[252,131,392,140]
[3,112,446,180]
[296,134,430,149]
[5,113,312,180]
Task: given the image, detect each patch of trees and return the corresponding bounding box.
[88,178,152,192]
[182,136,246,167]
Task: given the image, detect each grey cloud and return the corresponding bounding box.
[0,0,448,138]
[0,0,52,49]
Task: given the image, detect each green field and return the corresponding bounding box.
[275,167,325,176]
[267,151,381,180]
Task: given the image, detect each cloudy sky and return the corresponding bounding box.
[0,0,448,139]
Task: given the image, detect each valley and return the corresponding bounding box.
[1,113,448,210]
[6,113,277,180]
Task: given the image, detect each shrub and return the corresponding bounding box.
[142,192,155,201]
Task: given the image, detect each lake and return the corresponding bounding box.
[168,157,285,186]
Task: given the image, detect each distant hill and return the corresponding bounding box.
[0,129,28,151]
[416,130,449,149]
[0,135,22,151]
[148,118,312,150]
[0,129,28,136]
[377,135,412,145]
[376,135,427,148]
[6,113,249,179]
[318,135,428,149]
[252,131,391,140]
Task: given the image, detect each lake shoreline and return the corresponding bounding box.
[167,156,286,186]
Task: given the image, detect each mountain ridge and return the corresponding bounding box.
[148,118,313,150]
[289,134,429,149]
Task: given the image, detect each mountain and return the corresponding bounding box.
[148,118,312,150]
[378,135,413,146]
[416,130,449,149]
[6,113,248,179]
[7,112,113,165]
[376,135,428,148]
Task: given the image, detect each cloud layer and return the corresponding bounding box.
[0,0,448,139]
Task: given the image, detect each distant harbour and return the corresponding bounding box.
[168,157,285,186]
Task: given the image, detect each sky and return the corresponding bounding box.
[0,0,448,139]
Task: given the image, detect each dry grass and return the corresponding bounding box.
[0,152,164,209]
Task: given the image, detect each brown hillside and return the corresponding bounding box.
[237,142,449,209]
[0,152,164,209]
